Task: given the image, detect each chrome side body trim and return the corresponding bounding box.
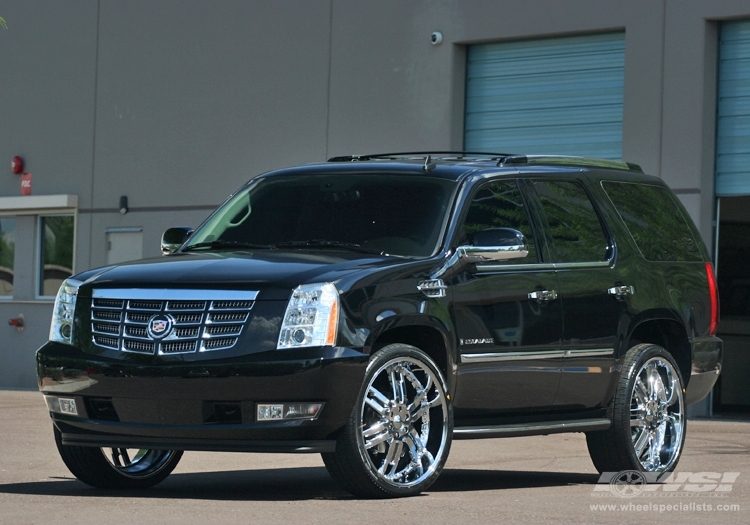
[461,348,613,363]
[461,351,564,362]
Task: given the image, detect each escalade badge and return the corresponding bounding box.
[147,314,175,340]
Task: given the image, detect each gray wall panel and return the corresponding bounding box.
[0,1,97,204]
[92,1,332,209]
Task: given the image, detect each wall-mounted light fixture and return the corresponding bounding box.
[119,195,129,214]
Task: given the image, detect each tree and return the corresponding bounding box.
[0,17,6,29]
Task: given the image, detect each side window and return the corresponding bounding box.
[39,216,75,297]
[532,180,609,263]
[460,179,537,263]
[0,217,15,297]
[601,181,702,262]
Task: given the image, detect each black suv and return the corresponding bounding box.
[37,153,722,498]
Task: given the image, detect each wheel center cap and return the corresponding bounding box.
[389,405,411,432]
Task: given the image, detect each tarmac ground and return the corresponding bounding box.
[1,389,748,525]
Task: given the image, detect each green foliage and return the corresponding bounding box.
[0,17,7,29]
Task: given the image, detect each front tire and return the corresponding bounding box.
[322,343,453,498]
[54,426,182,489]
[587,344,686,474]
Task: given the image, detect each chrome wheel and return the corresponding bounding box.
[322,343,452,498]
[586,344,686,474]
[358,355,450,488]
[629,357,684,471]
[102,448,180,479]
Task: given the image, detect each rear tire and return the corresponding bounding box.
[54,426,182,489]
[322,343,453,498]
[587,344,686,474]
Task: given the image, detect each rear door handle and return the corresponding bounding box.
[607,285,634,299]
[528,289,558,304]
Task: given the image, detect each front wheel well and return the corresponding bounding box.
[628,320,691,387]
[371,326,449,379]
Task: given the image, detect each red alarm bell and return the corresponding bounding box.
[11,156,24,174]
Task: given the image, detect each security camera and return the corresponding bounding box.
[430,32,443,45]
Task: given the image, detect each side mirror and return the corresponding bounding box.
[431,228,529,279]
[161,227,193,255]
[458,228,529,262]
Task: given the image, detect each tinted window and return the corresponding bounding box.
[602,181,702,262]
[187,174,455,257]
[460,180,537,263]
[532,180,609,263]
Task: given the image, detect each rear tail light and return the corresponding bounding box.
[705,262,719,336]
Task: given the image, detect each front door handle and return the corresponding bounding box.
[607,285,634,299]
[528,289,558,304]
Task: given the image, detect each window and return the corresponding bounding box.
[0,217,15,297]
[39,216,75,297]
[602,181,702,262]
[532,180,609,263]
[459,179,537,263]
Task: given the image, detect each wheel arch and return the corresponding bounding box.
[366,316,454,385]
[626,317,692,388]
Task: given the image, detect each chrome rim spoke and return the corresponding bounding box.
[365,386,390,415]
[379,439,404,477]
[648,422,667,469]
[388,367,407,404]
[363,422,391,450]
[633,428,650,458]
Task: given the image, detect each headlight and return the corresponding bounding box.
[277,283,339,349]
[49,278,82,345]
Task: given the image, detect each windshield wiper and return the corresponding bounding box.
[272,240,384,255]
[182,240,274,252]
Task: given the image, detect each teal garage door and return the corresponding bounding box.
[716,19,750,197]
[465,32,625,160]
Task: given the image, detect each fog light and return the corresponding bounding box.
[44,395,78,416]
[256,402,323,421]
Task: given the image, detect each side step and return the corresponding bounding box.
[453,418,611,440]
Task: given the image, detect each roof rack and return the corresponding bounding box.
[327,151,643,173]
[327,151,514,162]
[498,155,643,173]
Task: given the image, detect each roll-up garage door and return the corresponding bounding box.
[716,19,750,197]
[465,32,625,160]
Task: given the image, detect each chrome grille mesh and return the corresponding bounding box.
[90,290,258,355]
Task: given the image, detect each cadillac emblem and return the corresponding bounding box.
[147,314,175,340]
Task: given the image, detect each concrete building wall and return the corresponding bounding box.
[0,0,748,391]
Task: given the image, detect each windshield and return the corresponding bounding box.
[184,173,456,257]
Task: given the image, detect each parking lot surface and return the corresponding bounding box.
[1,390,747,525]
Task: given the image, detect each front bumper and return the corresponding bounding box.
[37,342,368,452]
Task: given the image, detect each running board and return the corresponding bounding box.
[453,418,611,439]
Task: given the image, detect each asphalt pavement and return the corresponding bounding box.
[1,389,747,525]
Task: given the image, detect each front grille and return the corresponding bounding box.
[91,290,258,355]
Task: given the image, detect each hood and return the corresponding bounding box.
[77,250,425,300]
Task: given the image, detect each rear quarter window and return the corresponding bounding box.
[601,181,703,262]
